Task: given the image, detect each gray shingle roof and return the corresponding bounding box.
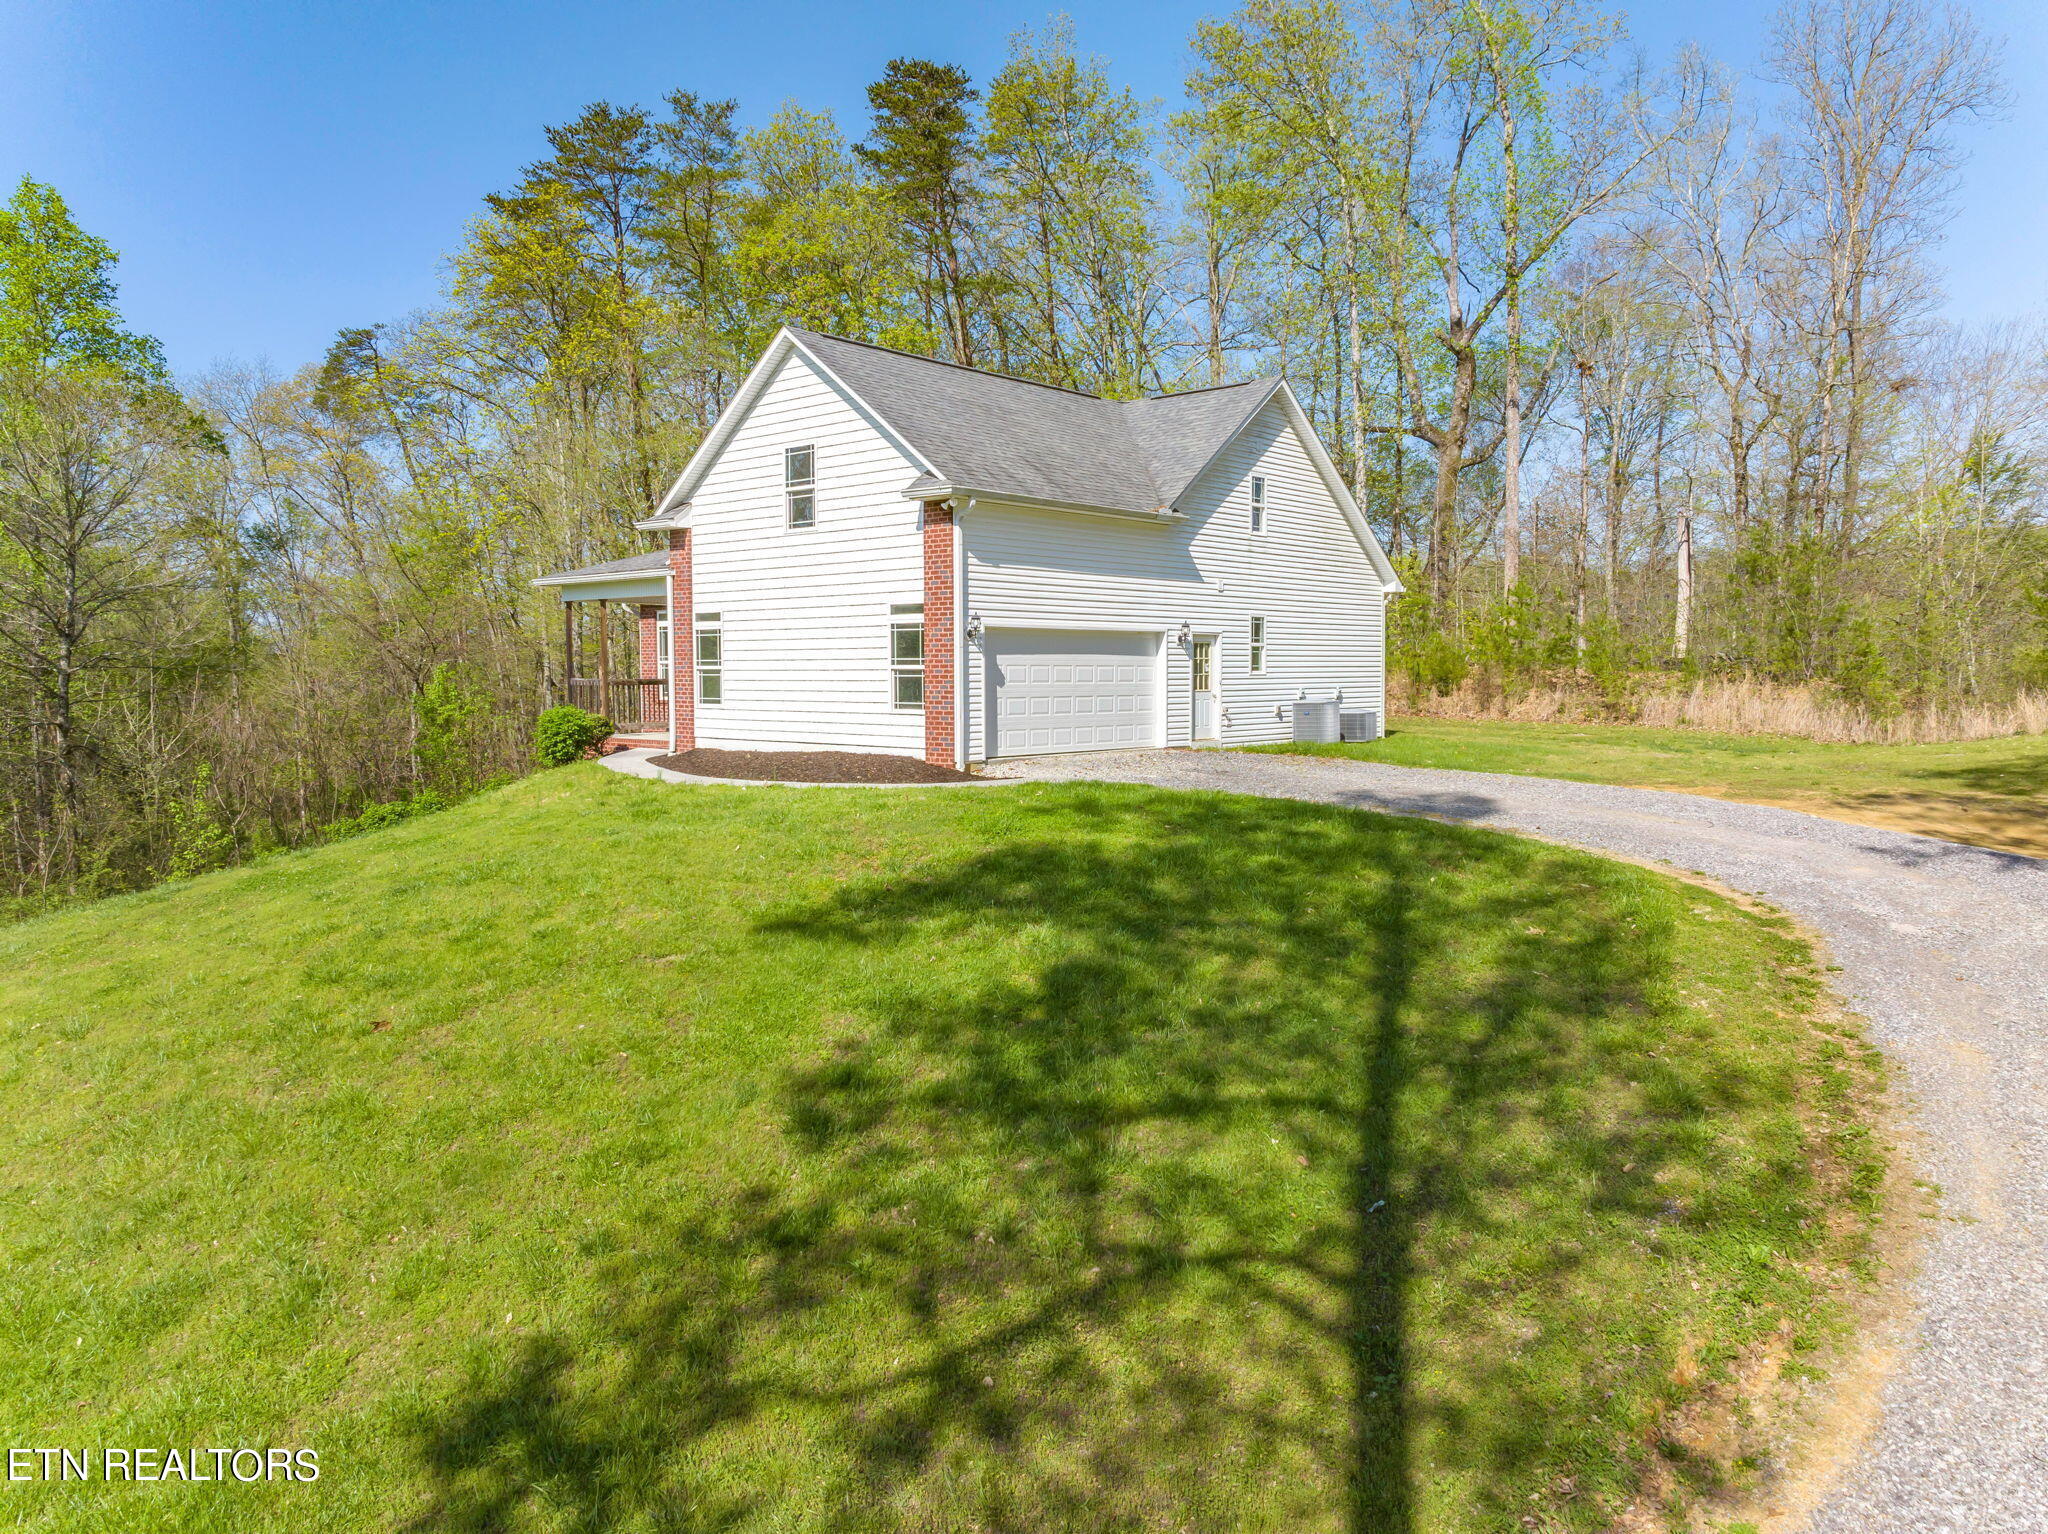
[789,329,1280,516]
[532,549,669,585]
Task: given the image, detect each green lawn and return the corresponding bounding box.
[0,767,1881,1532]
[1257,717,2048,857]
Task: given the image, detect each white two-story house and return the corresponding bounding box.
[534,327,1401,768]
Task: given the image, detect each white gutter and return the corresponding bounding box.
[899,483,1182,523]
[665,564,677,755]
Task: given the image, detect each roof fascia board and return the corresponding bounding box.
[530,574,668,602]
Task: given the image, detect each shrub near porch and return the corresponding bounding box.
[0,768,1882,1532]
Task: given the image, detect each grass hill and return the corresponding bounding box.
[0,765,1882,1532]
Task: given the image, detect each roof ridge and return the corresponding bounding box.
[1129,376,1281,401]
[788,328,1106,401]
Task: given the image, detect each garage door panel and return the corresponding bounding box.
[988,629,1159,757]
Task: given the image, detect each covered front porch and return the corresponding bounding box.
[533,551,672,742]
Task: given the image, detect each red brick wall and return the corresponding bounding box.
[667,528,694,750]
[921,502,956,767]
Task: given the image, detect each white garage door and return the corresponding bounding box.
[987,629,1159,757]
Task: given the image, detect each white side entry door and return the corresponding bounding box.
[1190,637,1218,741]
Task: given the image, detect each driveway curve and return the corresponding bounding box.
[991,748,2048,1533]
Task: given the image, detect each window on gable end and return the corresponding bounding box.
[786,445,816,528]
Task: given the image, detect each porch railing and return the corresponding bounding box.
[564,677,670,734]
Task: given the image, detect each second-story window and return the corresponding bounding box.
[786,445,816,527]
[1250,474,1266,533]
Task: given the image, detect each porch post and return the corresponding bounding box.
[637,605,665,731]
[595,598,611,716]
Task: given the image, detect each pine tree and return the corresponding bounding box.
[858,59,981,364]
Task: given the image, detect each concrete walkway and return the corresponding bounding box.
[990,748,2048,1533]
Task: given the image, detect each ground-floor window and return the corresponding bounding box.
[696,613,722,703]
[654,608,671,684]
[1249,615,1267,673]
[890,604,924,707]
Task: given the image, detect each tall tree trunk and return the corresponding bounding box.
[1502,298,1523,593]
[1205,223,1227,387]
[1604,434,1624,621]
[1428,337,1477,610]
[1499,69,1523,595]
[1340,192,1370,510]
[1727,405,1752,529]
[1574,363,1592,664]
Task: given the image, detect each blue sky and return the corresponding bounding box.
[4,0,2042,378]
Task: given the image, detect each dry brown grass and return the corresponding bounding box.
[1396,676,2048,745]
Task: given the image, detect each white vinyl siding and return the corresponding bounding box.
[961,395,1383,759]
[687,350,927,753]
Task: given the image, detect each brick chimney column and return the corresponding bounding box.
[921,502,956,767]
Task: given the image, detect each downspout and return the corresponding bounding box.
[664,566,677,755]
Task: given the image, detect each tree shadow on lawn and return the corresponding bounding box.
[410,789,1783,1533]
[1897,747,2048,798]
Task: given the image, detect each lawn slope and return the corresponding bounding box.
[0,766,1882,1532]
[1259,717,2048,857]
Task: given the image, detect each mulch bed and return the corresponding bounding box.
[646,748,978,783]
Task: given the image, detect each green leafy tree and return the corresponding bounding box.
[0,177,167,380]
[415,662,491,792]
[859,59,983,365]
[647,92,747,402]
[983,21,1165,395]
[166,765,236,880]
[0,182,200,887]
[732,106,920,347]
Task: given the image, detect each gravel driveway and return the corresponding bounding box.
[990,748,2048,1533]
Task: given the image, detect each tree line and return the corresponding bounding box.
[3,0,2044,907]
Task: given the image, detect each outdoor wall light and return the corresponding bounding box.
[1176,619,1192,647]
[965,611,984,643]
